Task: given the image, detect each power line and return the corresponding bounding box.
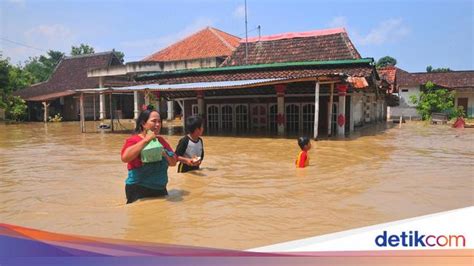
[0,37,47,52]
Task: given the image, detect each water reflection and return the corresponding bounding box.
[0,121,472,249]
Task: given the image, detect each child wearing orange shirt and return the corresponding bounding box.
[296,137,311,168]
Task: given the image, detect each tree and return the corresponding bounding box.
[426,65,451,72]
[376,56,397,68]
[410,81,455,120]
[71,43,95,56]
[0,54,28,120]
[112,49,125,63]
[22,50,64,83]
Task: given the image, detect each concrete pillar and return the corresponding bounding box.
[167,100,175,120]
[337,84,348,137]
[313,81,320,139]
[99,94,106,120]
[133,91,139,119]
[99,77,105,120]
[197,90,205,117]
[275,84,286,136]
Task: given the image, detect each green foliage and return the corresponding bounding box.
[4,95,28,121]
[426,65,451,72]
[451,106,466,118]
[71,44,95,56]
[112,49,125,63]
[409,81,455,120]
[22,50,64,83]
[376,56,397,68]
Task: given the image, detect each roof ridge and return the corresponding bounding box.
[340,31,361,59]
[143,27,210,61]
[208,27,237,51]
[410,70,474,74]
[243,27,346,43]
[64,51,114,60]
[209,27,240,41]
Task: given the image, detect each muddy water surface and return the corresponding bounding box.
[0,121,472,249]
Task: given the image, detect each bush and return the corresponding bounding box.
[5,95,28,121]
[409,81,455,120]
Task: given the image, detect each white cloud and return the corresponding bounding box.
[327,16,347,28]
[354,18,410,46]
[233,5,246,19]
[2,24,77,64]
[120,17,215,61]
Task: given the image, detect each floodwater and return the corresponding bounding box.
[0,121,472,250]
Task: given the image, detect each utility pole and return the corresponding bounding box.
[245,0,248,65]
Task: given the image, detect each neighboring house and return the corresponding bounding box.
[85,27,385,138]
[14,52,129,121]
[378,66,474,119]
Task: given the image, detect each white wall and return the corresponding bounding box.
[352,94,364,127]
[399,85,420,107]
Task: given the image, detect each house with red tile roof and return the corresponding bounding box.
[378,67,474,119]
[144,27,240,71]
[85,27,385,138]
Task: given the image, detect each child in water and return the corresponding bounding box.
[296,137,311,168]
[175,115,205,173]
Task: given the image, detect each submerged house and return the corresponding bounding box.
[379,66,474,119]
[14,52,129,121]
[83,27,386,138]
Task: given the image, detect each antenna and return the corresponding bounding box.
[244,0,248,65]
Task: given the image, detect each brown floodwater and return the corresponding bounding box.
[0,121,472,250]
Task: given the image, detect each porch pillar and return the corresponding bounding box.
[328,83,334,136]
[313,81,320,139]
[275,84,286,136]
[337,84,347,137]
[133,91,139,119]
[197,90,205,117]
[99,77,105,120]
[167,100,175,120]
[42,101,50,123]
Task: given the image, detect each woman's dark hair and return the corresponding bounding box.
[134,106,158,133]
[298,137,310,150]
[185,115,203,134]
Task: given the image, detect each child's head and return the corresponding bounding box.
[298,137,311,151]
[185,115,204,135]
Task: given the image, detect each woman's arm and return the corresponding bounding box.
[163,150,177,166]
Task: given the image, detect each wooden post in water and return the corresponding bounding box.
[313,80,320,140]
[399,115,402,128]
[42,101,50,123]
[79,93,85,133]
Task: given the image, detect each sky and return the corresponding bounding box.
[0,0,473,72]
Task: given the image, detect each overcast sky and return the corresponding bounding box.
[1,0,473,72]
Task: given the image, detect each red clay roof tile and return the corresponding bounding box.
[144,27,240,62]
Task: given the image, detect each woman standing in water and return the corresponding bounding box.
[121,106,177,204]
